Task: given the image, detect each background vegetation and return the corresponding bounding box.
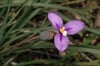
[0,0,100,66]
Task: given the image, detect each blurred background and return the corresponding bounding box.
[0,0,100,66]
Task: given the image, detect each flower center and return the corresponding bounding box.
[60,27,67,36]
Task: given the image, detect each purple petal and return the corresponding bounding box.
[48,12,63,30]
[54,32,69,52]
[64,20,85,35]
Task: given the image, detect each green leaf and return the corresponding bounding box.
[85,27,100,35]
[0,0,11,45]
[69,45,100,54]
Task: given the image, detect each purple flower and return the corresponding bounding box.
[48,12,85,52]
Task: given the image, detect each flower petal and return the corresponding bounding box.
[54,32,69,52]
[48,12,63,30]
[64,20,85,35]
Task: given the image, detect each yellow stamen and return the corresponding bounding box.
[60,27,65,34]
[60,27,67,36]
